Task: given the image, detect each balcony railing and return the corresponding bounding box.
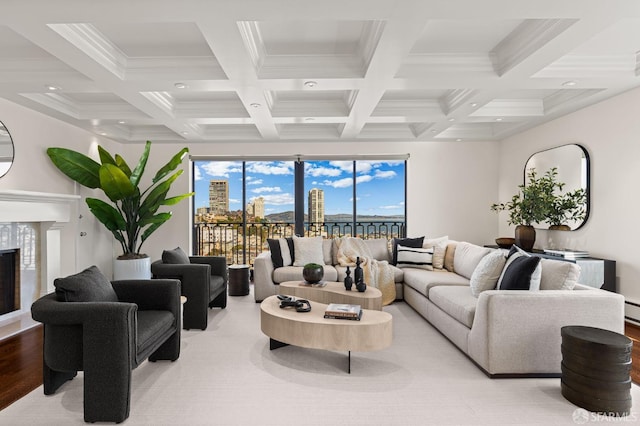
[193,220,406,266]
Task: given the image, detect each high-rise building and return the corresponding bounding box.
[308,188,324,224]
[209,180,229,215]
[247,196,265,219]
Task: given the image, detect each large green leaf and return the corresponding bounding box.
[139,212,171,227]
[99,164,136,202]
[115,154,132,177]
[138,170,182,219]
[86,198,126,233]
[47,147,101,189]
[152,147,188,184]
[98,146,116,165]
[163,192,194,206]
[130,141,151,187]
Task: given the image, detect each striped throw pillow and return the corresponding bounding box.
[396,245,434,270]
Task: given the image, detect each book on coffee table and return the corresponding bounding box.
[324,303,362,320]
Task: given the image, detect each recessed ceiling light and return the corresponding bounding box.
[456,138,462,142]
[99,132,107,136]
[250,103,261,108]
[470,103,478,107]
[181,131,188,135]
[562,80,577,87]
[304,81,317,88]
[495,118,503,121]
[118,120,126,124]
[174,83,187,89]
[448,118,455,122]
[45,85,60,91]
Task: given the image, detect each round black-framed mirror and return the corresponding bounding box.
[0,121,14,178]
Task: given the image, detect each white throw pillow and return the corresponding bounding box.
[292,236,325,266]
[396,245,434,270]
[423,236,448,270]
[539,258,581,290]
[469,250,506,297]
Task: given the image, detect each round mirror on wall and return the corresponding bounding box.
[0,121,14,178]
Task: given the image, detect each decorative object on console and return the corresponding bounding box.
[47,141,193,279]
[543,249,590,259]
[302,262,324,284]
[344,265,353,291]
[494,237,515,249]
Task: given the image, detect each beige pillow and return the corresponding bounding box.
[292,236,325,266]
[469,250,506,297]
[539,258,581,290]
[453,242,493,280]
[322,239,333,265]
[444,241,458,272]
[423,236,448,269]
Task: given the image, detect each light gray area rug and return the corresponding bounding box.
[2,286,638,425]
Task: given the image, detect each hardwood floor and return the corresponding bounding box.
[0,322,638,412]
[0,325,42,411]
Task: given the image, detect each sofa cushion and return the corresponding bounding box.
[540,258,580,290]
[273,265,338,284]
[469,250,506,297]
[497,246,541,291]
[136,310,175,354]
[391,236,424,265]
[364,239,391,263]
[322,239,333,265]
[429,285,477,329]
[443,241,458,272]
[453,242,492,280]
[292,236,325,266]
[267,238,294,268]
[402,269,469,297]
[423,236,448,270]
[162,247,190,264]
[396,245,433,270]
[54,265,118,303]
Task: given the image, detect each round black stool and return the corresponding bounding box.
[228,264,250,296]
[561,325,632,416]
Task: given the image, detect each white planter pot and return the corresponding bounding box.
[113,257,151,280]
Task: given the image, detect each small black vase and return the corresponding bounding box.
[344,266,353,291]
[356,280,366,292]
[354,257,363,285]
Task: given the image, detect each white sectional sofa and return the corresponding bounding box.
[253,237,625,377]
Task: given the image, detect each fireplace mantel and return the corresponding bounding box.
[0,190,80,223]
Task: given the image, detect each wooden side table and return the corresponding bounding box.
[561,325,632,416]
[228,264,250,296]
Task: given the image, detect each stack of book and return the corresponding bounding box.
[324,303,363,321]
[543,249,590,259]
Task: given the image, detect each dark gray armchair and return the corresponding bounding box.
[151,247,227,330]
[31,266,181,423]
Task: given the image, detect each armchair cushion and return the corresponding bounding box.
[162,246,190,264]
[54,265,118,303]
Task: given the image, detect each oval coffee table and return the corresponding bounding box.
[260,295,392,373]
[278,281,382,310]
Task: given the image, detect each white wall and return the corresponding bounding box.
[498,86,640,306]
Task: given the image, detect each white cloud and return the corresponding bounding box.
[246,177,263,185]
[252,186,282,193]
[306,163,343,177]
[246,161,293,175]
[261,193,295,205]
[323,174,373,188]
[193,165,202,181]
[229,198,241,204]
[374,170,397,179]
[349,197,361,201]
[200,161,243,177]
[380,204,402,210]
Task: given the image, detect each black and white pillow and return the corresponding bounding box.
[391,236,425,265]
[267,237,295,268]
[396,245,434,270]
[497,245,541,291]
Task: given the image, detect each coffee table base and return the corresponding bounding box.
[269,338,353,373]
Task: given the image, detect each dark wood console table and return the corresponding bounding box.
[485,246,616,292]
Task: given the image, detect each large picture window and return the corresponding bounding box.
[192,157,406,264]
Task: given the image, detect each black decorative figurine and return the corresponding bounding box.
[354,257,363,286]
[344,266,353,291]
[356,278,366,292]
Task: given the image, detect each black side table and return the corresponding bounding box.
[561,325,632,416]
[228,264,250,296]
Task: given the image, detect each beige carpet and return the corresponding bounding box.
[1,286,638,425]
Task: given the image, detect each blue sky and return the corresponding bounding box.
[193,160,405,217]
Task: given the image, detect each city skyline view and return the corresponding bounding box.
[193,160,406,218]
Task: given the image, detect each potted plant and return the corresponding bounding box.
[543,169,587,230]
[47,141,193,279]
[490,168,551,251]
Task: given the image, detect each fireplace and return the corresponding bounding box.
[0,249,19,315]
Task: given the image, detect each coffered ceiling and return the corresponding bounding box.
[1,0,640,144]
